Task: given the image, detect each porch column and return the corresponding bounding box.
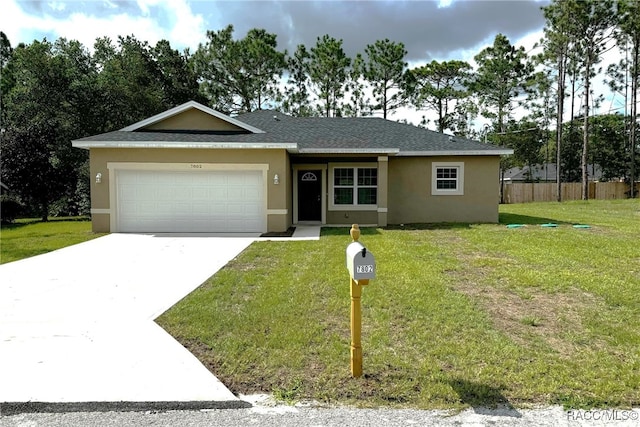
[377,156,388,227]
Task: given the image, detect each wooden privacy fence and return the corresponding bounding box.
[503,182,640,204]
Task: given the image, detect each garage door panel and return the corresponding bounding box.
[227,174,247,185]
[116,169,265,233]
[192,187,210,199]
[243,187,262,199]
[210,187,227,198]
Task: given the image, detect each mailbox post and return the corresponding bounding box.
[346,224,375,378]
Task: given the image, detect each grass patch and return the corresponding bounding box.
[157,200,640,409]
[0,217,102,264]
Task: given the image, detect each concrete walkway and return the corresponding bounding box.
[0,227,320,409]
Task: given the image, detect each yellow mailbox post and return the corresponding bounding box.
[346,224,375,378]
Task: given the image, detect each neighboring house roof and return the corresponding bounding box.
[73,101,513,156]
[504,163,603,182]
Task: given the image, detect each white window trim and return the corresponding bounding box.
[432,162,464,196]
[329,162,378,211]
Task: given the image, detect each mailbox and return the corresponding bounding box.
[346,242,376,280]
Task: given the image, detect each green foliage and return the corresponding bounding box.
[309,35,351,117]
[615,0,640,194]
[524,71,555,127]
[558,114,637,182]
[281,44,313,117]
[153,40,203,107]
[362,39,409,119]
[195,25,286,114]
[450,99,480,139]
[410,60,472,133]
[561,118,584,182]
[570,0,618,198]
[93,35,174,129]
[497,119,545,174]
[1,39,91,220]
[589,114,634,181]
[539,0,576,194]
[0,194,23,223]
[472,34,533,132]
[1,31,16,125]
[342,53,371,117]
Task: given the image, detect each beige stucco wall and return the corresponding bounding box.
[143,109,245,131]
[285,154,292,227]
[387,156,501,224]
[326,210,378,225]
[89,148,290,233]
[90,213,110,234]
[377,157,388,227]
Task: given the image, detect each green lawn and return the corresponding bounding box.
[158,200,640,409]
[0,217,101,264]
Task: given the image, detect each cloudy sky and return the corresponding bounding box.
[3,0,550,64]
[2,0,626,127]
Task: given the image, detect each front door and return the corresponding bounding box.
[298,170,322,221]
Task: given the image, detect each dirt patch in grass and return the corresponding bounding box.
[451,274,607,357]
[182,338,270,395]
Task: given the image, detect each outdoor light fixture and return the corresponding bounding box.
[273,174,280,185]
[95,173,102,184]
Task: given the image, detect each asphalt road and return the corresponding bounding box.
[0,407,571,427]
[2,396,638,427]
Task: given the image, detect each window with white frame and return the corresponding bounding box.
[432,162,464,195]
[331,165,377,209]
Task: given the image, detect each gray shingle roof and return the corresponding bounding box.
[237,110,509,154]
[73,108,512,156]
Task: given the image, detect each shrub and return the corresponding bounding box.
[1,195,23,223]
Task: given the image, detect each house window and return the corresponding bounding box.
[432,162,464,195]
[330,165,377,209]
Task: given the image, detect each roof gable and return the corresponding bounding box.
[120,101,265,134]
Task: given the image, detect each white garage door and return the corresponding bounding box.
[116,169,265,233]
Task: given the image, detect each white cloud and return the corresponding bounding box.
[0,1,41,45]
[1,0,206,52]
[48,1,66,12]
[166,0,207,50]
[62,11,165,48]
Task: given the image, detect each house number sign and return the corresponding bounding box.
[190,164,203,169]
[356,265,374,274]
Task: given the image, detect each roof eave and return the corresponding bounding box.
[71,140,298,150]
[297,148,400,154]
[396,149,514,156]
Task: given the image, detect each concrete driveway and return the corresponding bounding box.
[0,233,260,407]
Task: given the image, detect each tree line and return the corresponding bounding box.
[1,0,638,221]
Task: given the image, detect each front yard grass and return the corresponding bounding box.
[158,199,637,409]
[0,217,100,264]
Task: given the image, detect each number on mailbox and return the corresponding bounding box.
[346,242,376,280]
